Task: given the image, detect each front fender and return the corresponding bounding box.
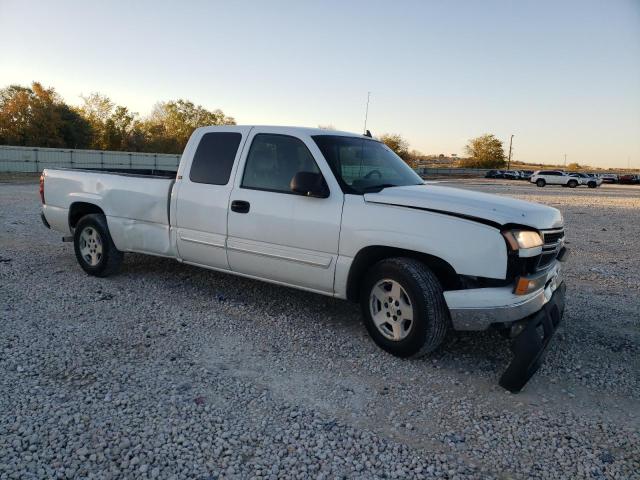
[338,196,508,280]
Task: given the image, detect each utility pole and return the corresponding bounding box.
[507,134,514,169]
[363,91,371,134]
[564,154,567,168]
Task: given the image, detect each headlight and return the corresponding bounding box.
[502,230,543,257]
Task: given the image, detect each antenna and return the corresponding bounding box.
[363,91,371,134]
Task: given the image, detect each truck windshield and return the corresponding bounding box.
[312,135,423,194]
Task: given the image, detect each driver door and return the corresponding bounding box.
[226,129,343,294]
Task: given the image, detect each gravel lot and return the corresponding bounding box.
[1,178,638,479]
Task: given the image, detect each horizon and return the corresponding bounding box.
[1,0,639,168]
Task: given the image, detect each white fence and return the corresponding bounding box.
[0,145,181,173]
[0,145,494,177]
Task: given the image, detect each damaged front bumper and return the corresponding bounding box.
[444,262,566,392]
[499,281,565,392]
[444,261,563,331]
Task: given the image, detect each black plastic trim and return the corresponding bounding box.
[40,212,50,229]
[499,281,566,392]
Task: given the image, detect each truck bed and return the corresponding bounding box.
[42,168,177,257]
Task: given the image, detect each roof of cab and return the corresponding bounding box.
[198,125,375,139]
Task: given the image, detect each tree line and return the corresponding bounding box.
[379,132,507,169]
[0,82,507,168]
[0,82,235,154]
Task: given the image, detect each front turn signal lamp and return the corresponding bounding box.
[502,230,543,258]
[514,273,547,295]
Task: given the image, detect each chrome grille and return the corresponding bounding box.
[538,228,565,270]
[543,229,565,247]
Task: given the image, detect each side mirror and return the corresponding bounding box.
[290,171,329,198]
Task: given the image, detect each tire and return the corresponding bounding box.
[588,181,597,188]
[360,258,450,358]
[536,179,546,187]
[73,214,123,277]
[568,180,578,188]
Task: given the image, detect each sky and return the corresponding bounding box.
[1,0,639,168]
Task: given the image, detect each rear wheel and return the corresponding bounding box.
[568,179,578,188]
[73,214,123,277]
[536,179,546,187]
[360,258,450,358]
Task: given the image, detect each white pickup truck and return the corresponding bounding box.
[40,126,568,391]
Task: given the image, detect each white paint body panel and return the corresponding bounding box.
[41,168,175,256]
[172,125,253,269]
[364,184,563,229]
[337,194,509,285]
[226,127,344,294]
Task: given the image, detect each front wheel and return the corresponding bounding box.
[536,179,546,187]
[360,258,450,358]
[73,214,123,277]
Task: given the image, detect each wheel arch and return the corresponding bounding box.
[68,202,105,230]
[345,245,461,302]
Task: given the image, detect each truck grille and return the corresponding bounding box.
[542,229,564,247]
[538,228,565,270]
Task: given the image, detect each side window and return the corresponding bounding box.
[189,132,242,185]
[241,134,321,193]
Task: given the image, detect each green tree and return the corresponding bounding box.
[461,134,506,168]
[79,93,140,150]
[379,133,412,163]
[142,99,236,153]
[0,82,91,148]
[0,82,237,153]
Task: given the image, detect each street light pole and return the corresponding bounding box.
[507,135,514,170]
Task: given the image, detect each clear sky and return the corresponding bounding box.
[1,0,639,168]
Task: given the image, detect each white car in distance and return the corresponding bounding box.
[568,173,603,188]
[530,170,578,188]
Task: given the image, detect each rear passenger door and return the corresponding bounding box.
[172,126,252,269]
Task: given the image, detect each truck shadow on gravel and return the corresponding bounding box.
[116,254,640,419]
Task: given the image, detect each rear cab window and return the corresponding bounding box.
[190,132,243,185]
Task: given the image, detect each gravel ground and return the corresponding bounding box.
[1,178,638,479]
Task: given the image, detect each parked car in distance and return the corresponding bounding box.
[530,170,579,188]
[568,172,603,188]
[618,174,639,185]
[40,125,568,392]
[518,170,534,180]
[502,170,521,180]
[599,173,619,184]
[485,170,504,179]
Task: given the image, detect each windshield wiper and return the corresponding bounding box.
[360,183,398,193]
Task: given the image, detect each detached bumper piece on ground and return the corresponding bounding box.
[499,282,566,392]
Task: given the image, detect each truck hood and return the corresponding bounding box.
[363,185,563,230]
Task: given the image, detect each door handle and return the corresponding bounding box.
[231,200,250,214]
